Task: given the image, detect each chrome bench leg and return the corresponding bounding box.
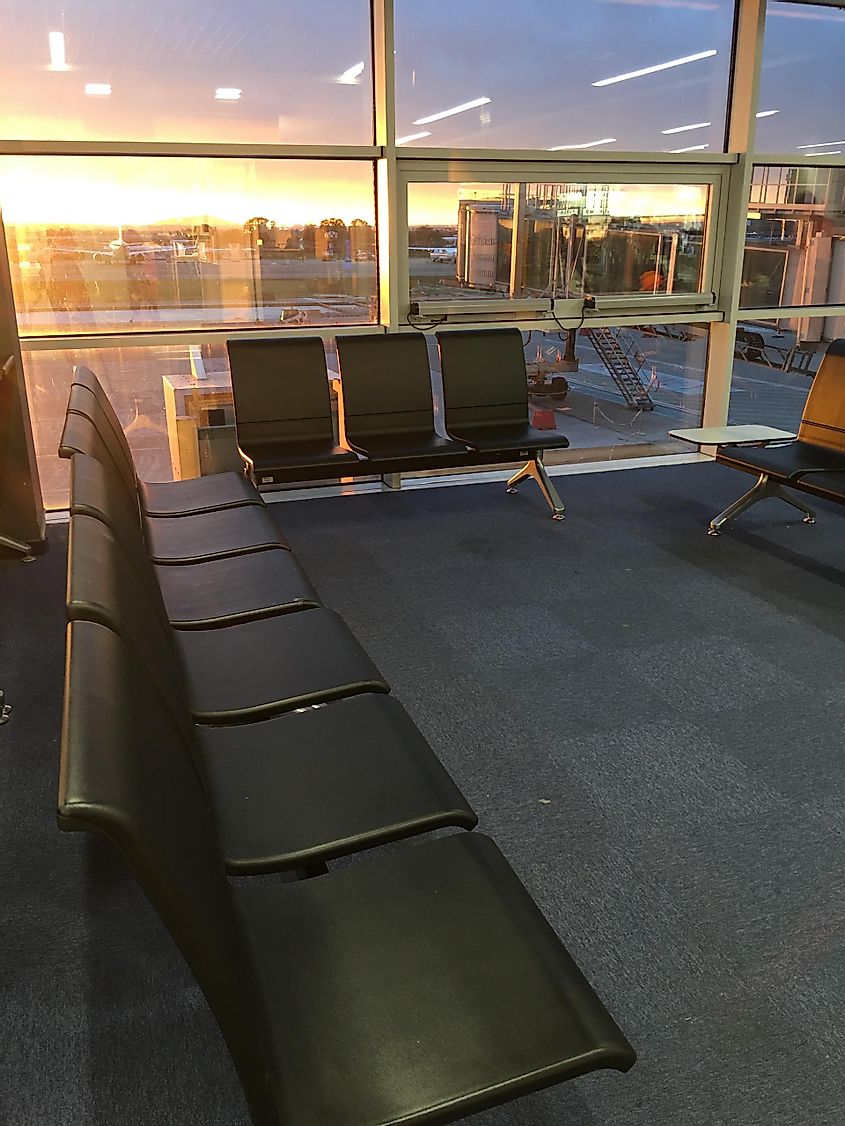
[708,473,816,536]
[0,534,35,562]
[507,455,565,521]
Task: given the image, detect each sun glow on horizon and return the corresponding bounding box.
[0,156,375,228]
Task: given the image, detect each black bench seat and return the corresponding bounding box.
[229,331,572,519]
[69,368,263,517]
[59,619,636,1124]
[67,513,388,726]
[710,338,845,534]
[70,453,319,628]
[198,692,477,873]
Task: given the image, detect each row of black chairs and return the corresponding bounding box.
[227,327,570,519]
[57,367,635,1124]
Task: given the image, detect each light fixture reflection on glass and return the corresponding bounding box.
[85,83,111,97]
[396,131,432,145]
[668,143,709,152]
[801,150,841,156]
[547,138,617,150]
[338,61,365,84]
[48,31,69,71]
[796,140,845,148]
[756,109,779,118]
[661,122,711,135]
[215,88,242,101]
[593,49,717,87]
[413,97,491,125]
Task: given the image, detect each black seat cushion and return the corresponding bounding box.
[797,470,845,500]
[249,438,360,475]
[352,431,469,461]
[716,439,845,481]
[156,550,320,629]
[198,694,477,873]
[451,422,570,454]
[234,831,636,1126]
[138,472,262,517]
[174,607,388,724]
[143,504,290,565]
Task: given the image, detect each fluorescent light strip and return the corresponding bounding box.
[548,137,617,150]
[215,87,242,101]
[396,131,432,145]
[338,61,365,84]
[669,143,709,152]
[48,31,68,71]
[413,97,491,126]
[85,83,111,97]
[802,150,841,156]
[755,109,779,118]
[661,121,711,134]
[593,49,717,87]
[796,140,845,148]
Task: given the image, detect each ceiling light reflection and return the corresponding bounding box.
[413,97,491,125]
[48,31,69,71]
[661,122,711,134]
[338,62,365,84]
[547,138,617,150]
[215,88,242,101]
[593,49,717,87]
[396,131,432,145]
[85,83,111,97]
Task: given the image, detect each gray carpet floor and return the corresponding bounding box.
[1,460,843,1126]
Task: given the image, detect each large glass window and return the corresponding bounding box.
[408,180,711,306]
[394,0,735,151]
[0,1,373,144]
[755,2,845,154]
[741,164,845,308]
[21,342,196,508]
[1,156,378,334]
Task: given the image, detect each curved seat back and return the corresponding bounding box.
[59,619,276,1126]
[67,373,139,493]
[799,338,845,454]
[227,337,335,457]
[436,328,530,434]
[336,334,437,443]
[66,511,194,745]
[63,382,138,496]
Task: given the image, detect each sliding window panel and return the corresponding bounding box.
[0,1,373,144]
[729,316,829,432]
[0,156,378,335]
[408,180,712,307]
[742,164,845,309]
[394,0,735,151]
[755,2,845,153]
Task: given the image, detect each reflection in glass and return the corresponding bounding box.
[756,2,845,153]
[729,318,828,433]
[1,157,378,334]
[742,165,845,309]
[409,181,709,304]
[0,1,373,144]
[395,0,734,150]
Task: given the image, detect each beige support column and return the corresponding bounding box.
[703,0,766,431]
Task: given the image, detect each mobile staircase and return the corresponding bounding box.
[583,326,654,410]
